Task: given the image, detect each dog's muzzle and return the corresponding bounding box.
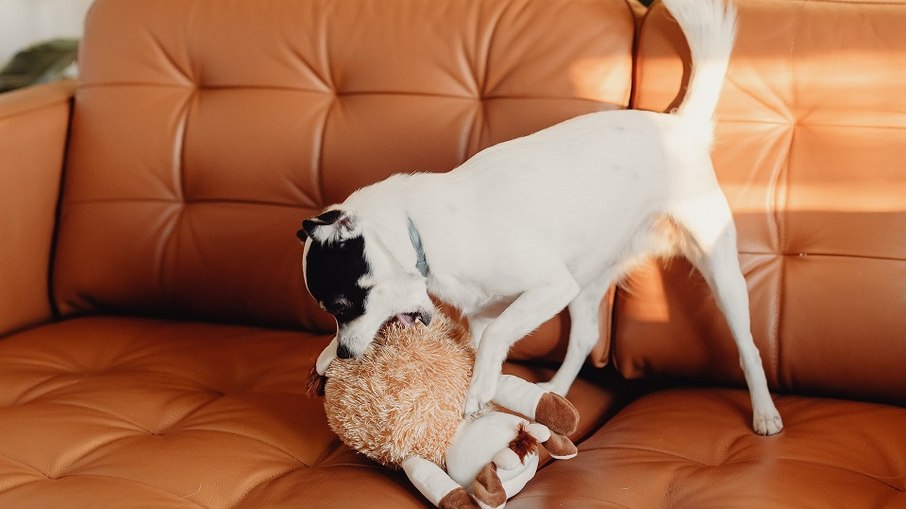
[392,310,433,328]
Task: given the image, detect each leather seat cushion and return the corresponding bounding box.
[507,388,906,508]
[0,317,619,508]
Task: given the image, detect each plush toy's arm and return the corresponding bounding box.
[401,456,477,509]
[493,375,579,436]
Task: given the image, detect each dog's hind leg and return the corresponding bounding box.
[671,191,783,435]
[538,281,611,397]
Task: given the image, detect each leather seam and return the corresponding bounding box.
[580,444,709,466]
[174,428,308,466]
[0,478,47,497]
[62,198,313,210]
[773,2,806,390]
[479,0,506,98]
[0,452,50,478]
[802,0,906,4]
[0,98,71,123]
[75,83,623,105]
[578,446,905,493]
[314,98,332,207]
[719,119,906,131]
[47,473,210,507]
[740,251,906,263]
[46,90,77,321]
[230,465,304,509]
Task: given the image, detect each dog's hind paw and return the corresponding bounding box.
[753,409,783,436]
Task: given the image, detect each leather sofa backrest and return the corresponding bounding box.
[53,0,634,353]
[618,0,906,404]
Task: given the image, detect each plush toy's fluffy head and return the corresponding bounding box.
[324,313,473,468]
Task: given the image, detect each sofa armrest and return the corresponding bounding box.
[0,80,76,337]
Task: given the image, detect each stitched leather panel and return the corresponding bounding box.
[0,81,74,337]
[54,0,635,357]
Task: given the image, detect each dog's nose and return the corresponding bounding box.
[336,343,354,360]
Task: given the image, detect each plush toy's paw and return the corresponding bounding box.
[470,464,507,509]
[541,432,578,460]
[438,487,480,509]
[534,392,579,436]
[305,365,327,398]
[523,422,551,444]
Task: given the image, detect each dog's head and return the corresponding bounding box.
[297,208,434,359]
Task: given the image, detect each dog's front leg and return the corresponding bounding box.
[464,274,579,416]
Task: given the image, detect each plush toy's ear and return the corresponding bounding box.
[298,209,357,243]
[306,365,327,397]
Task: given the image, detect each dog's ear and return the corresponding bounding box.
[298,209,357,243]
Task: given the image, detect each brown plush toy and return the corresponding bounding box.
[309,313,580,509]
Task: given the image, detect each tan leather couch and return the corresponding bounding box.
[2,0,904,507]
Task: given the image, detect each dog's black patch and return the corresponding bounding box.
[305,235,370,325]
[313,209,344,224]
[298,210,347,241]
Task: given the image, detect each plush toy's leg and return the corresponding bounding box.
[540,432,578,460]
[401,456,478,509]
[494,375,579,435]
[470,464,507,509]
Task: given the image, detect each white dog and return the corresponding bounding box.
[298,0,783,435]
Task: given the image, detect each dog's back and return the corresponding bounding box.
[422,0,739,283]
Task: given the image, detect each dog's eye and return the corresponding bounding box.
[327,299,351,316]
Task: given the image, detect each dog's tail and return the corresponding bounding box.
[662,0,737,123]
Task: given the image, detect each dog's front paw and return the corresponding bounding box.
[463,393,482,417]
[463,374,497,417]
[753,408,784,436]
